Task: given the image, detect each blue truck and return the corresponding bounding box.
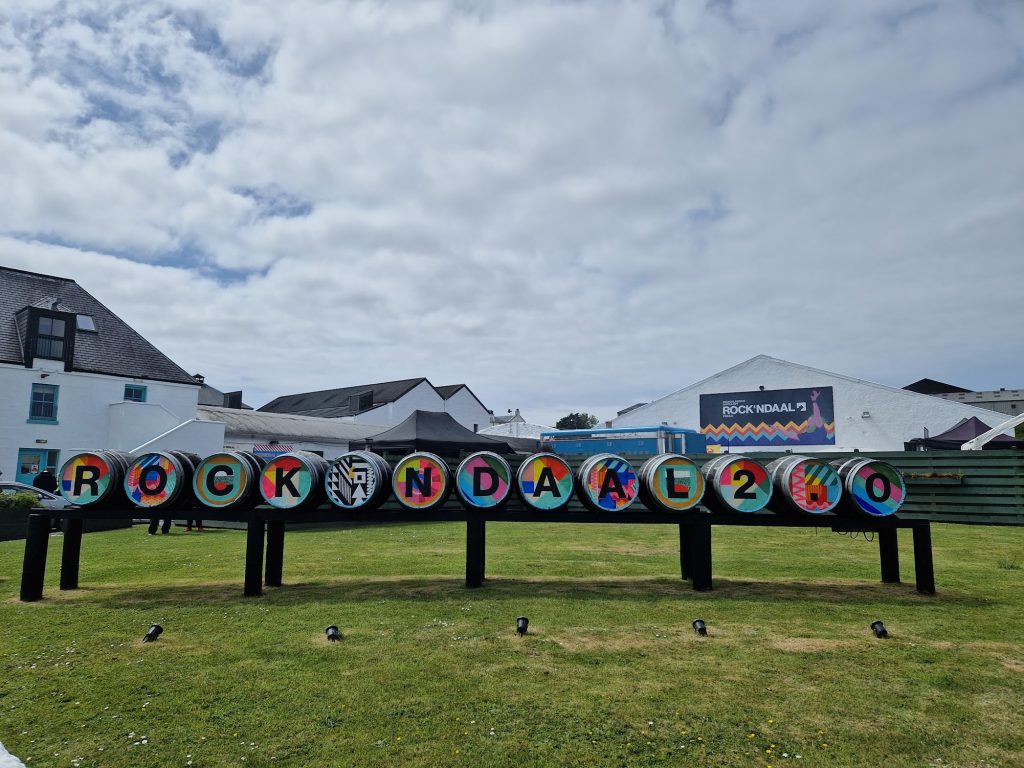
[540,426,707,456]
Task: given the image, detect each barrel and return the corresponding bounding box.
[455,451,513,510]
[325,451,392,511]
[391,452,452,511]
[766,455,842,515]
[192,451,266,510]
[124,450,200,510]
[259,451,329,510]
[830,457,905,517]
[515,453,574,512]
[638,454,705,513]
[699,454,772,513]
[576,454,639,512]
[58,450,131,508]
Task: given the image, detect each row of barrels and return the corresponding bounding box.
[57,450,906,518]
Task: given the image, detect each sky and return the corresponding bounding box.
[1,0,1022,427]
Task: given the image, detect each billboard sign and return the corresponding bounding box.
[700,387,836,448]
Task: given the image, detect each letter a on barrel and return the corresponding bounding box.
[576,454,639,512]
[455,452,513,510]
[516,454,574,512]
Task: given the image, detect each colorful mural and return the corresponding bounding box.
[709,457,772,513]
[578,455,639,511]
[456,452,512,509]
[124,453,180,508]
[260,454,312,509]
[700,387,837,448]
[783,459,841,514]
[59,452,116,506]
[516,454,574,511]
[393,452,450,510]
[848,461,906,517]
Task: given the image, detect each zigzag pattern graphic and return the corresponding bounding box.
[703,420,836,443]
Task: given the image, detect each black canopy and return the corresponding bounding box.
[905,416,1024,450]
[358,410,516,456]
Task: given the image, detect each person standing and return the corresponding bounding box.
[184,519,204,532]
[32,469,58,493]
[147,517,172,535]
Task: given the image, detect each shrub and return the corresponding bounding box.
[0,492,42,511]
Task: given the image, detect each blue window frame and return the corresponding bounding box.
[124,384,147,403]
[28,384,59,423]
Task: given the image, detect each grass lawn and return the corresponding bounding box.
[1,521,1022,767]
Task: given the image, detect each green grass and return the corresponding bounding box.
[2,522,1023,767]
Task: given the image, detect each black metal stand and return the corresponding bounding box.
[878,528,900,583]
[913,523,936,595]
[20,514,50,602]
[60,518,84,590]
[465,518,485,588]
[244,519,265,597]
[689,521,713,591]
[265,521,284,587]
[678,524,691,580]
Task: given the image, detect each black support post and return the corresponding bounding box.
[912,523,936,595]
[480,520,486,581]
[244,519,265,597]
[60,518,84,590]
[264,521,284,587]
[690,521,713,591]
[678,524,691,580]
[878,528,900,584]
[465,518,485,588]
[20,514,51,602]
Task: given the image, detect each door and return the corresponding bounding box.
[16,448,60,485]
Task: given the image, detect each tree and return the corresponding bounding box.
[555,412,600,430]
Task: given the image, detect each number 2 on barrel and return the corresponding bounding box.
[734,469,757,499]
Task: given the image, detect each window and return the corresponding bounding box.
[29,384,58,422]
[35,316,66,360]
[124,384,147,403]
[76,314,97,332]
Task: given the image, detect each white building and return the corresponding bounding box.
[612,355,1016,453]
[260,378,493,432]
[0,266,222,483]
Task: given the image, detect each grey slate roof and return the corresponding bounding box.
[0,266,197,385]
[197,405,385,443]
[435,384,464,399]
[259,377,428,417]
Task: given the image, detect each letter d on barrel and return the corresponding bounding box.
[455,452,512,510]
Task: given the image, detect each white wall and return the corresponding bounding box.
[346,380,444,428]
[613,356,1013,452]
[443,388,492,432]
[0,362,200,478]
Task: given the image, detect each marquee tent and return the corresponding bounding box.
[905,416,1024,450]
[356,410,517,456]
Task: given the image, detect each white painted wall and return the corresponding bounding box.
[0,362,200,478]
[442,388,492,432]
[346,380,445,428]
[612,355,1013,452]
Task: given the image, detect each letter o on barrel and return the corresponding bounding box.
[831,457,905,517]
[455,451,512,510]
[59,451,130,508]
[515,453,574,512]
[124,451,198,509]
[576,454,639,512]
[392,452,451,511]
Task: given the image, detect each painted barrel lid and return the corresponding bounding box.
[326,451,391,510]
[260,451,328,509]
[515,453,574,512]
[59,450,129,507]
[639,454,705,512]
[392,452,451,511]
[576,454,639,512]
[124,451,193,508]
[193,452,260,509]
[768,455,842,514]
[832,457,905,517]
[702,455,772,513]
[455,452,513,509]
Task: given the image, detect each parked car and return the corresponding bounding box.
[0,481,74,510]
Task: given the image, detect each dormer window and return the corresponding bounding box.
[36,316,66,360]
[76,314,97,332]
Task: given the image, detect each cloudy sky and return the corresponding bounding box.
[2,0,1022,425]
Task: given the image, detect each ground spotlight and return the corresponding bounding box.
[326,625,342,642]
[692,619,708,637]
[143,624,163,643]
[870,620,889,639]
[516,616,529,636]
